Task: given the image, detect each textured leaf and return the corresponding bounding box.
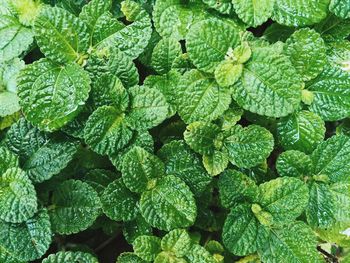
[222,204,268,256]
[311,135,350,183]
[315,14,350,40]
[84,106,133,155]
[161,229,191,257]
[223,125,274,168]
[284,28,327,81]
[83,169,119,194]
[177,70,231,124]
[306,182,335,228]
[0,147,18,175]
[327,40,350,72]
[133,235,161,261]
[185,244,216,263]
[17,59,91,132]
[34,7,89,63]
[151,37,182,74]
[258,221,324,263]
[101,179,139,221]
[273,0,329,26]
[202,0,233,14]
[306,65,350,121]
[158,140,212,195]
[329,0,350,19]
[0,15,33,62]
[186,18,240,73]
[259,177,309,225]
[0,168,37,223]
[0,209,52,261]
[232,0,274,27]
[277,110,326,154]
[122,215,152,244]
[203,150,229,176]
[184,122,221,156]
[140,175,197,231]
[154,251,187,263]
[276,150,313,178]
[126,86,169,131]
[122,147,165,193]
[42,251,98,263]
[49,180,101,234]
[232,45,302,118]
[218,169,259,208]
[330,182,350,223]
[214,61,242,88]
[117,252,147,263]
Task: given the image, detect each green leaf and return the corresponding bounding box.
[0,209,52,261]
[276,150,313,178]
[42,251,98,263]
[259,177,309,225]
[203,150,229,176]
[232,44,302,118]
[258,221,324,263]
[184,122,221,156]
[84,106,133,155]
[186,18,240,73]
[306,182,336,228]
[133,235,161,261]
[34,6,89,63]
[306,65,350,121]
[284,28,327,81]
[315,14,350,40]
[0,92,20,118]
[154,251,187,263]
[0,15,33,62]
[151,37,182,74]
[126,86,169,131]
[117,252,147,263]
[0,168,37,223]
[83,169,119,195]
[185,244,216,263]
[329,0,350,19]
[277,110,326,154]
[161,229,191,257]
[326,40,350,72]
[202,0,233,14]
[17,59,91,132]
[311,135,350,183]
[222,204,268,256]
[122,215,152,244]
[214,61,242,88]
[158,140,212,195]
[223,125,274,168]
[122,147,165,193]
[177,70,231,124]
[49,179,101,234]
[101,179,139,221]
[272,0,329,26]
[0,147,18,175]
[232,0,274,27]
[140,175,197,231]
[218,169,259,208]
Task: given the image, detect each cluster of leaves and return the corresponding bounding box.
[0,0,350,262]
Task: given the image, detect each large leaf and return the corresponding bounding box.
[34,6,89,63]
[17,59,91,132]
[49,180,101,234]
[42,251,98,263]
[140,175,197,231]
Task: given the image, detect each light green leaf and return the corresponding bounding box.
[218,105,244,131]
[0,168,37,223]
[258,221,324,263]
[42,251,98,263]
[151,37,182,74]
[0,92,20,118]
[117,252,147,263]
[161,229,192,257]
[214,61,242,88]
[133,235,161,261]
[202,0,233,14]
[185,244,216,263]
[218,169,259,208]
[311,135,350,183]
[327,40,350,72]
[84,106,133,155]
[0,15,33,62]
[277,110,326,154]
[306,65,350,121]
[0,147,18,175]
[232,0,274,27]
[203,150,229,176]
[177,70,231,124]
[232,44,302,118]
[17,59,91,132]
[186,18,240,73]
[122,147,165,193]
[140,175,197,231]
[49,180,101,234]
[329,0,350,19]
[34,6,89,63]
[276,150,313,178]
[158,140,212,195]
[306,182,335,228]
[284,28,327,81]
[223,125,274,168]
[154,251,187,263]
[101,179,139,221]
[0,209,52,261]
[259,177,309,225]
[273,0,330,26]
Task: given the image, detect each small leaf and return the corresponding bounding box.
[133,235,161,261]
[276,150,313,178]
[117,252,146,263]
[214,61,242,88]
[185,244,216,263]
[42,251,98,263]
[161,229,192,257]
[203,150,229,176]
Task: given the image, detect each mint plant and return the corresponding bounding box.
[0,0,350,262]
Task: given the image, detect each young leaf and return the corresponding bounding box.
[203,150,229,176]
[117,252,147,263]
[276,150,313,178]
[133,235,162,261]
[42,251,98,263]
[161,229,192,258]
[214,61,243,88]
